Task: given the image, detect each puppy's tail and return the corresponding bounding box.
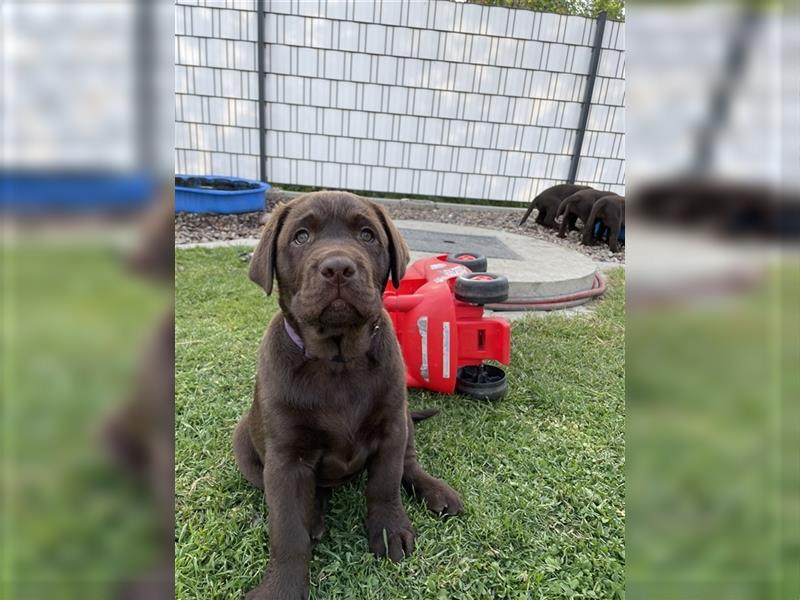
[410,409,439,423]
[556,195,575,218]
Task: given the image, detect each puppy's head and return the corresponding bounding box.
[249,192,409,330]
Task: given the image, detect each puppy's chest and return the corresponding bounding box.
[305,406,387,485]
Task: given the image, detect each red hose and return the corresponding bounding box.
[487,272,607,311]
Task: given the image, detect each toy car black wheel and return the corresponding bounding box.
[454,273,509,305]
[446,252,488,273]
[456,365,508,401]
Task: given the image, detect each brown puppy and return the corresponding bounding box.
[519,183,591,229]
[583,194,625,252]
[556,188,612,238]
[234,191,463,600]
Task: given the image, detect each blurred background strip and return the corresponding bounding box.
[626,2,798,599]
[2,1,174,598]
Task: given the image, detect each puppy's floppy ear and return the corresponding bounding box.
[249,202,291,294]
[371,201,410,288]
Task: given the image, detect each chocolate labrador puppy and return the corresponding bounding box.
[556,188,612,238]
[234,191,463,600]
[518,183,591,228]
[584,194,625,252]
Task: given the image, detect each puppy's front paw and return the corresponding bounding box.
[366,511,416,562]
[419,479,464,517]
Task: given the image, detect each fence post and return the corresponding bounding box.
[135,0,153,172]
[257,0,267,184]
[567,10,607,185]
[692,10,757,175]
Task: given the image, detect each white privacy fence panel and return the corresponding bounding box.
[175,0,625,203]
[175,1,262,177]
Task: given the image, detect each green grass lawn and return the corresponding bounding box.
[175,247,625,600]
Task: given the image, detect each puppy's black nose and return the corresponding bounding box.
[319,256,356,283]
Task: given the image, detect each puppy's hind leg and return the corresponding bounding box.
[542,206,558,230]
[534,203,546,225]
[568,213,580,231]
[233,414,264,489]
[557,210,570,238]
[401,414,463,517]
[607,222,621,253]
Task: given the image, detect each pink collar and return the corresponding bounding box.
[283,318,310,358]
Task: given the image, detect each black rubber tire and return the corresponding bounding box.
[445,252,488,273]
[454,273,509,305]
[456,365,508,401]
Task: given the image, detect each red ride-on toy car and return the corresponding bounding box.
[383,252,511,400]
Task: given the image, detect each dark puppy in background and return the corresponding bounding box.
[556,188,612,239]
[519,183,590,228]
[235,191,463,600]
[584,194,625,252]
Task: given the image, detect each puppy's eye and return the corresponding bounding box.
[359,228,375,243]
[293,229,310,245]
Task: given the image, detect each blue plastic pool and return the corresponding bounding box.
[175,175,269,214]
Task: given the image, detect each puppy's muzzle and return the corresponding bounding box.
[318,255,357,287]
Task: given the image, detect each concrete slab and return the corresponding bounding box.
[398,226,522,260]
[394,220,597,300]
